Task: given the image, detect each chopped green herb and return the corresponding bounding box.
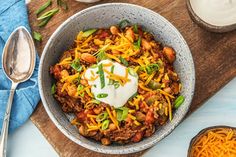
[82,29,97,38]
[33,31,42,42]
[101,120,110,130]
[51,83,56,94]
[119,19,130,29]
[35,0,52,16]
[57,0,68,10]
[174,95,185,109]
[37,8,59,20]
[71,59,82,72]
[96,112,108,122]
[116,107,129,121]
[98,64,105,89]
[128,67,138,77]
[133,24,138,33]
[134,36,141,49]
[97,93,108,98]
[119,56,128,66]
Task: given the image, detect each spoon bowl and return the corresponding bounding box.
[2,26,36,83]
[0,26,36,157]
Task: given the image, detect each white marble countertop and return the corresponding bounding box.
[7,77,236,157]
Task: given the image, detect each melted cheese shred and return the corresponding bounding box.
[190,128,236,157]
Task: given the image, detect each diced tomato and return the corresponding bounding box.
[145,110,155,124]
[132,132,143,142]
[99,31,109,39]
[76,111,86,122]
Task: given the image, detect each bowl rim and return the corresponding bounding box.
[38,2,195,154]
[187,125,236,157]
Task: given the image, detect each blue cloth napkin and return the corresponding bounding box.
[0,0,40,133]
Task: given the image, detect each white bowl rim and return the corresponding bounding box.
[38,2,195,154]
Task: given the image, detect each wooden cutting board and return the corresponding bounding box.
[27,0,236,156]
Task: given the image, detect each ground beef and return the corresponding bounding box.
[54,95,83,113]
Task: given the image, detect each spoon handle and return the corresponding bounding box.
[0,82,18,157]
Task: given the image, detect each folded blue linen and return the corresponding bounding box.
[0,0,40,133]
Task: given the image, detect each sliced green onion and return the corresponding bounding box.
[37,16,52,27]
[77,84,84,92]
[128,67,138,77]
[96,112,108,122]
[90,64,98,69]
[77,84,85,97]
[133,24,138,33]
[114,83,120,89]
[174,95,185,109]
[71,59,82,72]
[108,65,115,85]
[33,31,42,42]
[57,0,68,10]
[146,66,152,75]
[97,93,108,98]
[82,29,97,38]
[134,36,141,49]
[94,44,110,56]
[119,19,130,29]
[96,50,107,62]
[90,99,101,105]
[101,120,110,130]
[110,65,115,73]
[128,92,138,101]
[149,63,159,69]
[116,107,129,121]
[146,63,159,75]
[98,64,105,89]
[37,8,59,20]
[51,83,56,94]
[119,56,128,66]
[35,0,52,16]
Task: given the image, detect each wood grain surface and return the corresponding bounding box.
[27,0,236,157]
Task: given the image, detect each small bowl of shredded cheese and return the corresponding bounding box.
[188,126,236,157]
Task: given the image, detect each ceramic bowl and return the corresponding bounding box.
[187,126,236,157]
[39,3,195,154]
[187,0,236,33]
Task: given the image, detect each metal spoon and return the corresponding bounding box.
[0,26,36,157]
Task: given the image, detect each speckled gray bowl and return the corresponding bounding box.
[39,3,195,154]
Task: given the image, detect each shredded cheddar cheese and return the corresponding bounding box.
[190,128,236,157]
[165,96,172,121]
[106,107,120,130]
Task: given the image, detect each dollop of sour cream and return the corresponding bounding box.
[84,59,138,108]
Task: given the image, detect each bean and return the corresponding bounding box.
[110,26,119,35]
[101,138,111,145]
